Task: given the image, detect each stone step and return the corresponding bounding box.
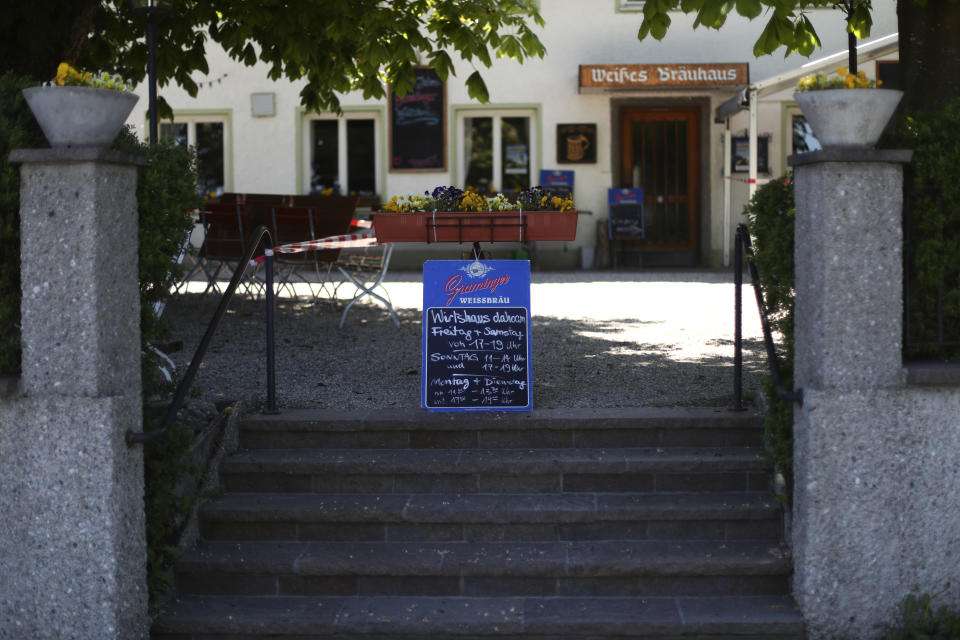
[174,540,792,598]
[164,406,799,638]
[152,594,805,639]
[239,407,764,450]
[221,447,773,494]
[200,491,782,543]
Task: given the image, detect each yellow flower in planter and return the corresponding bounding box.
[797,67,879,92]
[51,62,130,92]
[380,185,576,214]
[467,192,487,211]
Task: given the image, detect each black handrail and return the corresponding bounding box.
[126,225,278,445]
[734,223,803,409]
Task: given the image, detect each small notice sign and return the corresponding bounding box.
[422,260,532,411]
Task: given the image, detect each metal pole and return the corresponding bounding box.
[748,87,758,201]
[722,125,732,267]
[848,31,858,76]
[147,13,158,146]
[264,243,278,414]
[733,226,744,410]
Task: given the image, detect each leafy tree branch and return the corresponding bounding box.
[76,0,545,115]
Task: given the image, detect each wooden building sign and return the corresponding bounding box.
[580,63,748,90]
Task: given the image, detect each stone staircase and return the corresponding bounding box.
[152,407,805,639]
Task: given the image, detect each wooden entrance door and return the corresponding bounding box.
[619,107,700,254]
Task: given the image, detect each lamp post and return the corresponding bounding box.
[131,0,169,146]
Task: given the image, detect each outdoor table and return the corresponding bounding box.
[251,220,398,327]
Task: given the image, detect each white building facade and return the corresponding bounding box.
[127,0,899,269]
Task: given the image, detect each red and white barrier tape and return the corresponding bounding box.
[724,175,773,185]
[251,231,378,265]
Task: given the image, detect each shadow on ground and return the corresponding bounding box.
[163,293,765,411]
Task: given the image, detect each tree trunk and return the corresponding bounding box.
[898,0,960,114]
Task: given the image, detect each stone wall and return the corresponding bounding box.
[0,149,148,639]
[790,148,960,638]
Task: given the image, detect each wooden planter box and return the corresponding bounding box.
[371,211,579,244]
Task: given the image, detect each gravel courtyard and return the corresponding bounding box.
[163,270,767,412]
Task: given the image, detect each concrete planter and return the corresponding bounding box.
[372,210,579,244]
[22,85,139,148]
[793,89,903,148]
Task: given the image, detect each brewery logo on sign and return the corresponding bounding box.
[461,261,495,279]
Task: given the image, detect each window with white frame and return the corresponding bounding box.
[305,113,380,196]
[458,109,536,194]
[159,115,230,196]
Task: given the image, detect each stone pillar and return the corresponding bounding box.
[789,148,913,639]
[0,148,148,638]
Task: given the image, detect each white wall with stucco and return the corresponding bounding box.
[126,0,898,268]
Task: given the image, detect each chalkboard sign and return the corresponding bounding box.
[422,260,532,411]
[390,67,446,171]
[608,188,645,239]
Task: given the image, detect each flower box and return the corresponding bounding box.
[372,210,579,244]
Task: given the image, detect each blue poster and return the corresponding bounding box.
[422,260,532,411]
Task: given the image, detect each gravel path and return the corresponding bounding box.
[163,270,767,412]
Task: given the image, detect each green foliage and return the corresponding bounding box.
[73,0,546,116]
[888,99,960,360]
[885,587,960,639]
[113,128,201,601]
[0,2,100,79]
[743,176,795,499]
[0,72,45,375]
[114,128,200,391]
[142,415,196,599]
[635,0,870,59]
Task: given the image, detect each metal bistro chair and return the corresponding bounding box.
[197,202,261,295]
[293,196,360,302]
[269,205,333,300]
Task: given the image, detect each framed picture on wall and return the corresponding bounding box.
[731,136,769,173]
[557,123,597,164]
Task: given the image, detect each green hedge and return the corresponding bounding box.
[113,128,200,393]
[113,129,202,600]
[743,176,795,500]
[892,99,960,360]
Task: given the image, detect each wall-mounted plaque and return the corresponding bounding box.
[557,123,596,164]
